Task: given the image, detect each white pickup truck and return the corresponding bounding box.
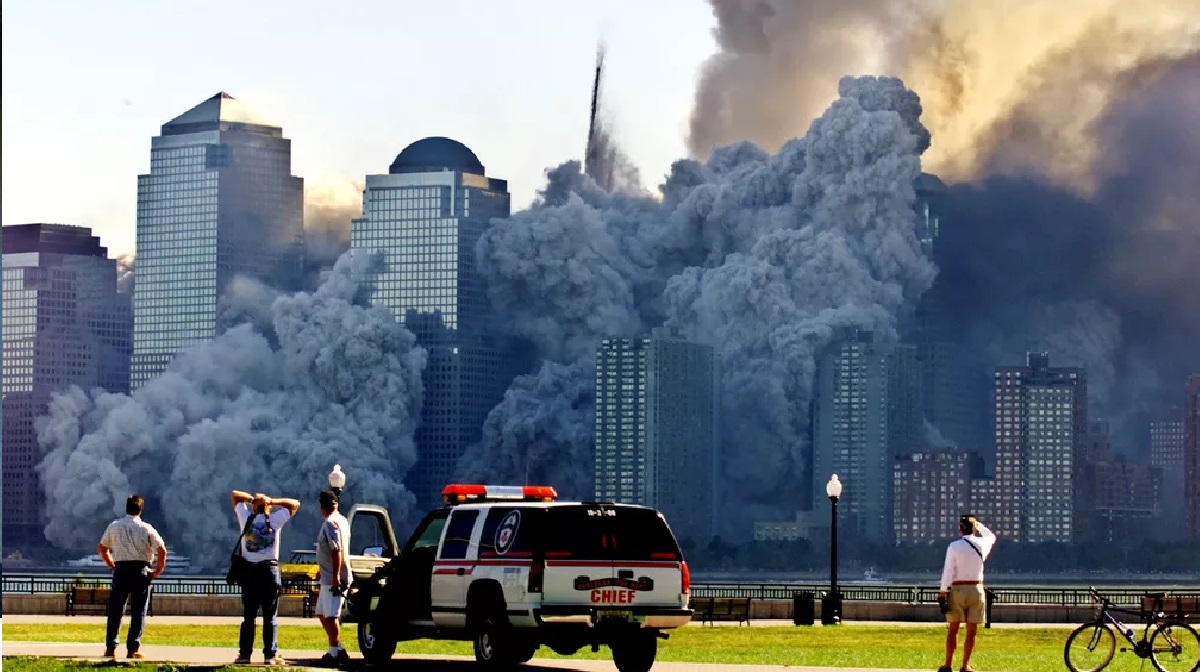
[347,484,693,672]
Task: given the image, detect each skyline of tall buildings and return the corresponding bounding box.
[130,92,303,390]
[3,90,1199,552]
[2,224,132,546]
[350,136,520,509]
[593,329,721,543]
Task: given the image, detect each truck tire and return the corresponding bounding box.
[473,614,510,667]
[358,618,397,665]
[611,631,658,672]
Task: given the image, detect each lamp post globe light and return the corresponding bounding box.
[824,474,843,625]
[329,464,346,498]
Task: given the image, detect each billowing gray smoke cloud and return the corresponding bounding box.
[464,76,934,533]
[36,251,426,567]
[457,359,597,499]
[690,0,1200,450]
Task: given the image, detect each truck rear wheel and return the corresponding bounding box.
[358,619,397,665]
[611,631,658,672]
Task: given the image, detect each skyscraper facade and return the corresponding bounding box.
[1185,376,1200,538]
[2,224,132,547]
[811,332,922,542]
[351,137,516,507]
[1150,412,1185,539]
[131,92,303,389]
[593,329,720,543]
[893,449,983,544]
[990,353,1087,542]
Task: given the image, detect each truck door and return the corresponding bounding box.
[393,509,449,622]
[346,504,400,580]
[539,505,616,612]
[431,507,481,628]
[608,507,687,609]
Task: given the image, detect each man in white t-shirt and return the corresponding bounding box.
[231,490,300,666]
[315,489,352,668]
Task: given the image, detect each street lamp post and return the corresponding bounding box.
[328,464,346,501]
[824,474,843,625]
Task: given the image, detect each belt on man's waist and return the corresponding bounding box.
[952,580,983,585]
[114,560,151,567]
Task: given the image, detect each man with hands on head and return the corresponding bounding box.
[230,489,300,666]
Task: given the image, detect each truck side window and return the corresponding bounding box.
[405,511,449,555]
[479,507,538,558]
[440,510,478,560]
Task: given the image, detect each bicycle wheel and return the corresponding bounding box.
[1150,621,1200,672]
[1065,622,1117,672]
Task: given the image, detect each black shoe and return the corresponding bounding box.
[337,648,350,663]
[318,653,340,668]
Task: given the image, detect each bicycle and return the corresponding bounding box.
[1064,586,1199,672]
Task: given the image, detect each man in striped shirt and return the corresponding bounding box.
[96,494,167,659]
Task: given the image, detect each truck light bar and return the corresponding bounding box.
[441,484,559,504]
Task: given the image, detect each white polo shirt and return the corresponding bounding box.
[939,523,996,592]
[99,515,165,564]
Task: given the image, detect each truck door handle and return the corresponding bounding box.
[457,568,465,576]
[618,569,634,579]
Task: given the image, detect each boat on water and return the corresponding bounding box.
[856,567,890,585]
[67,548,195,574]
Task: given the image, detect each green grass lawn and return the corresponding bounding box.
[0,622,1161,671]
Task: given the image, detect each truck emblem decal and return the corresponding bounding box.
[573,576,655,591]
[494,510,521,556]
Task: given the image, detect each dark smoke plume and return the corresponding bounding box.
[36,251,426,567]
[464,76,934,533]
[689,0,1200,449]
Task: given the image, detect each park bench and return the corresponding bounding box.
[66,586,111,616]
[66,585,155,617]
[1141,594,1200,624]
[692,596,751,626]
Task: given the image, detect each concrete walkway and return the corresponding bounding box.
[0,614,1081,628]
[1,641,919,672]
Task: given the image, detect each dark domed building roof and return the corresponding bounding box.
[389,136,485,175]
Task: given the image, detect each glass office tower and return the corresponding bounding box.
[593,329,721,543]
[130,92,303,389]
[351,137,518,507]
[2,224,132,548]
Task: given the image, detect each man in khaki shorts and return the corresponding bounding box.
[937,515,996,672]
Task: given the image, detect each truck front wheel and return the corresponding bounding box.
[358,619,397,665]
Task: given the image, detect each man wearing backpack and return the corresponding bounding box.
[937,515,996,672]
[231,489,300,665]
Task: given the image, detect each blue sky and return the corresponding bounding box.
[1,0,718,256]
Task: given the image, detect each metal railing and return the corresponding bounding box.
[5,574,1197,608]
[688,582,1200,607]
